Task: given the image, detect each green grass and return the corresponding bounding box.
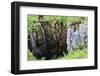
[27,49,88,61]
[62,49,88,59]
[27,51,45,61]
[27,51,36,61]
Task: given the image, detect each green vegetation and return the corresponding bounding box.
[27,49,88,61]
[62,49,88,59]
[27,15,87,34]
[27,51,36,61]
